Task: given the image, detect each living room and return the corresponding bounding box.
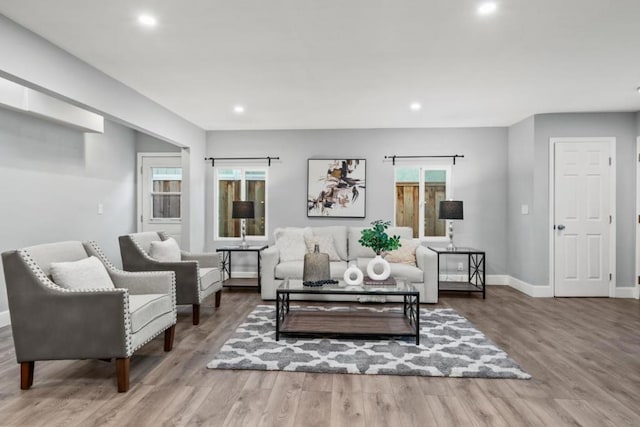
[1,1,639,425]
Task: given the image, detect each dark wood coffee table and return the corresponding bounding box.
[275,277,420,344]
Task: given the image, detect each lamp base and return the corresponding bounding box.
[446,221,456,251]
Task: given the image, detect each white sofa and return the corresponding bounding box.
[260,226,438,303]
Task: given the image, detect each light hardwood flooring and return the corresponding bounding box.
[0,285,638,426]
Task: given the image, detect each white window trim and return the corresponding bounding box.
[213,166,269,241]
[136,152,183,231]
[393,163,452,242]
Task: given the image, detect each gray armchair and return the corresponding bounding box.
[1,241,177,393]
[118,231,222,325]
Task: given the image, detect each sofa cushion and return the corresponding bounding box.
[384,238,420,266]
[200,267,221,291]
[50,256,115,290]
[23,241,89,276]
[129,293,173,333]
[275,228,312,262]
[311,226,348,261]
[275,261,348,280]
[149,238,181,262]
[305,234,341,261]
[356,257,423,283]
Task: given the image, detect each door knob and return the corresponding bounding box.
[557,224,565,230]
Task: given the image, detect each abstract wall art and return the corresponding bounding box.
[307,159,366,218]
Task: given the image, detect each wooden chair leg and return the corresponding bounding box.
[215,289,222,308]
[116,358,130,393]
[164,325,176,351]
[20,361,34,390]
[192,304,200,325]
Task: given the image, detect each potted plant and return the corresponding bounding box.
[359,220,401,280]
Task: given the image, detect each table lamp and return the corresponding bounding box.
[439,200,463,250]
[232,201,255,248]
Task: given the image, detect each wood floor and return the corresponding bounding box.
[0,285,638,426]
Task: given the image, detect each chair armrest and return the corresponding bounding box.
[181,251,221,269]
[108,269,176,296]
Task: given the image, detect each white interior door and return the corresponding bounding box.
[553,140,612,297]
[139,154,182,244]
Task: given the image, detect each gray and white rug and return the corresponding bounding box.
[207,305,530,379]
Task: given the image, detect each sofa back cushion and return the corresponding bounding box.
[348,226,414,260]
[274,227,312,261]
[22,241,89,276]
[384,238,420,266]
[310,226,348,260]
[129,232,163,254]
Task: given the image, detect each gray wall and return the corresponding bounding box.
[135,132,181,153]
[207,128,509,275]
[532,113,637,288]
[507,116,536,283]
[0,108,137,312]
[0,15,207,252]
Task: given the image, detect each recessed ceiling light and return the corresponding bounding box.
[138,14,157,27]
[477,2,497,15]
[410,102,422,111]
[233,105,245,114]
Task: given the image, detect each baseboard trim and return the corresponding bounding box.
[0,310,10,328]
[226,272,258,279]
[487,274,510,285]
[613,287,637,299]
[507,276,554,298]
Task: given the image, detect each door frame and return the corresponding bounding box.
[548,137,616,297]
[136,152,183,232]
[636,137,640,299]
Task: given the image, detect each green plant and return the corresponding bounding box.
[358,220,401,255]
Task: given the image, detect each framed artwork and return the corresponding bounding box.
[307,159,366,218]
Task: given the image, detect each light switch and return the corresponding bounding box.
[521,204,529,215]
[97,203,104,215]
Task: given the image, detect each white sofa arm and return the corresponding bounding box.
[416,245,438,303]
[260,246,280,300]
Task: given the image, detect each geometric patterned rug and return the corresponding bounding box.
[207,305,531,379]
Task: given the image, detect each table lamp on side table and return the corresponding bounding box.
[439,200,463,251]
[232,201,255,249]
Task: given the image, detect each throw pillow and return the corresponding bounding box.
[149,238,181,262]
[50,256,115,290]
[384,238,420,266]
[274,228,312,262]
[304,235,341,261]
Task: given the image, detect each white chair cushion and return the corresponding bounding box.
[128,294,173,333]
[384,238,420,266]
[149,238,181,262]
[200,267,221,291]
[50,256,115,290]
[305,234,341,261]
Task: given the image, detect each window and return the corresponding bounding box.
[151,167,182,220]
[394,165,451,238]
[215,168,267,239]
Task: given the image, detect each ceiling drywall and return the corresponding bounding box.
[1,0,639,130]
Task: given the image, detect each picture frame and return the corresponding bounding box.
[307,159,366,218]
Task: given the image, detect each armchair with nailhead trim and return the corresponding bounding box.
[118,231,223,325]
[1,241,177,392]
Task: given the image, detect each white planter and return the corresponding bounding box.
[343,264,364,285]
[366,255,391,281]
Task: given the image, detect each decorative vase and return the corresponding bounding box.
[366,254,391,281]
[343,262,364,285]
[303,244,330,282]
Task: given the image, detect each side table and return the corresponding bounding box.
[427,247,486,299]
[216,245,268,291]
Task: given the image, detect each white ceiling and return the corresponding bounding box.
[1,0,639,131]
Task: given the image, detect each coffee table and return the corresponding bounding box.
[275,277,420,344]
